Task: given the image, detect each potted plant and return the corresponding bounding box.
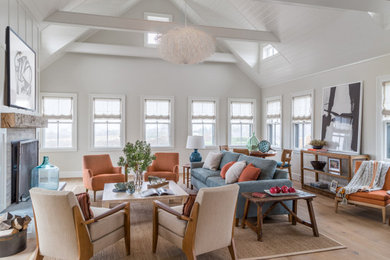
[118,140,156,190]
[309,139,327,149]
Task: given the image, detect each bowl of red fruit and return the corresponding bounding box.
[265,185,298,196]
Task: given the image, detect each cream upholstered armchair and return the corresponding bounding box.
[30,188,130,260]
[153,184,239,260]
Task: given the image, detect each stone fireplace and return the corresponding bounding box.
[0,113,47,210]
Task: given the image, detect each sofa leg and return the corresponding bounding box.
[382,207,386,224]
[191,184,193,190]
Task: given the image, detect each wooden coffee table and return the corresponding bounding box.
[102,181,188,208]
[241,191,319,241]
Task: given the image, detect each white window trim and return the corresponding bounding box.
[261,43,279,61]
[376,75,390,162]
[140,96,175,149]
[187,97,219,149]
[144,12,173,48]
[290,89,314,151]
[40,92,78,152]
[228,98,257,148]
[264,95,282,150]
[88,94,126,152]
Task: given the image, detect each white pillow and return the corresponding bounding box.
[225,161,246,184]
[202,152,223,171]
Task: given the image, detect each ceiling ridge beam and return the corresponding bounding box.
[45,11,279,42]
[67,42,237,63]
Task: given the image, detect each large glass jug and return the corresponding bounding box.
[31,156,59,190]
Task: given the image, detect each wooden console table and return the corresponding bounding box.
[300,150,370,197]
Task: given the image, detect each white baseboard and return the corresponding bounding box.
[60,171,82,178]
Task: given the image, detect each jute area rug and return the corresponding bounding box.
[89,202,345,260]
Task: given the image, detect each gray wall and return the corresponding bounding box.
[261,54,390,182]
[40,54,261,175]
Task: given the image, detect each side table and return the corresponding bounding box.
[241,191,319,241]
[182,164,191,188]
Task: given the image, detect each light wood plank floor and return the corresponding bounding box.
[63,178,390,260]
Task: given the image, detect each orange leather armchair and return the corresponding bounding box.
[83,154,125,201]
[144,153,179,183]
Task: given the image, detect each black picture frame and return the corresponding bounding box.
[6,26,36,111]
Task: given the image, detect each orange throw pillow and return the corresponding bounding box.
[182,194,197,217]
[76,192,94,220]
[238,164,261,182]
[220,161,235,179]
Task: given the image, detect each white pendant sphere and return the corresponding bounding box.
[159,27,216,64]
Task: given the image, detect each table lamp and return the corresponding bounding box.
[186,136,205,162]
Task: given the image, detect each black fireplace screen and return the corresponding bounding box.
[11,139,39,203]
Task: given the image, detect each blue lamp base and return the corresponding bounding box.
[189,149,202,162]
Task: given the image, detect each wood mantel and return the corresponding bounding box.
[1,113,48,128]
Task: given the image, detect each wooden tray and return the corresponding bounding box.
[264,189,299,197]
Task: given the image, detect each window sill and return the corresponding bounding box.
[88,147,123,152]
[151,146,175,151]
[40,148,77,153]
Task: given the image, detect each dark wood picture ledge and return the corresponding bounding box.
[1,113,48,128]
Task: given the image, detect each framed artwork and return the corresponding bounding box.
[321,82,363,154]
[328,158,341,174]
[329,180,338,193]
[6,26,36,111]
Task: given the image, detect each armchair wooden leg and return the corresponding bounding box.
[235,218,239,227]
[228,239,237,260]
[33,248,43,260]
[86,188,88,193]
[334,198,339,213]
[288,166,292,180]
[124,203,131,255]
[152,204,158,253]
[382,207,386,224]
[183,249,196,260]
[93,191,96,202]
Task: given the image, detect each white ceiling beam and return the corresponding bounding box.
[259,0,390,14]
[44,11,279,42]
[67,42,237,63]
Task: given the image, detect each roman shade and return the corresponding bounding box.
[292,94,311,121]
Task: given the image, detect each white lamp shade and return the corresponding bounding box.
[186,136,205,149]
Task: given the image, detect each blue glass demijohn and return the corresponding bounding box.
[31,156,59,190]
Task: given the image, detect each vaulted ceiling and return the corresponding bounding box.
[22,0,390,88]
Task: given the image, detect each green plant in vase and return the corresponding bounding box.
[309,139,327,149]
[118,140,156,190]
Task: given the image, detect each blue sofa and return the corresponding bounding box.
[191,151,292,219]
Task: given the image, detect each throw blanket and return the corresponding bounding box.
[337,160,390,197]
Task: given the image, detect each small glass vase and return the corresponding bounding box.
[31,156,59,190]
[247,132,260,151]
[134,171,143,191]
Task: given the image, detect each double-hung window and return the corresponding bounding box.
[190,98,217,147]
[143,97,173,147]
[144,13,172,47]
[266,98,281,148]
[292,93,312,149]
[90,95,125,149]
[382,81,390,159]
[229,99,255,146]
[41,93,77,150]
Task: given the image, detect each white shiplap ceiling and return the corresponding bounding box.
[23,0,390,87]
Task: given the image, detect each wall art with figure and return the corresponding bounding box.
[6,26,36,111]
[321,82,362,154]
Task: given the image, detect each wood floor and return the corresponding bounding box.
[63,178,390,260]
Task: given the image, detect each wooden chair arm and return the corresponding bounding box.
[84,202,129,225]
[153,200,190,221]
[83,169,93,178]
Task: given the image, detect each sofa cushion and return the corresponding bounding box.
[238,164,261,182]
[206,176,226,187]
[226,161,246,184]
[203,152,223,171]
[158,205,187,237]
[219,151,241,169]
[221,161,235,179]
[237,155,277,180]
[191,168,220,183]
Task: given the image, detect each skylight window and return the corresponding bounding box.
[262,44,278,60]
[144,13,172,47]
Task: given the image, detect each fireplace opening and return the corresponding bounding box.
[11,139,39,203]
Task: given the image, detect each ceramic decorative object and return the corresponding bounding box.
[310,161,327,171]
[31,156,59,190]
[246,132,260,151]
[258,140,271,153]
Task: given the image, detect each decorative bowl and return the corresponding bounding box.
[310,161,326,171]
[312,145,323,149]
[258,140,271,153]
